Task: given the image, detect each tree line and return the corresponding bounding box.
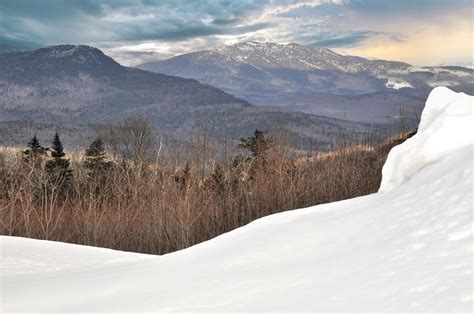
[19,127,273,202]
[0,120,414,254]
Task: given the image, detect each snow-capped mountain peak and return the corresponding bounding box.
[204,41,347,71]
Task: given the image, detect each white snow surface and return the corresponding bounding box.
[1,87,473,312]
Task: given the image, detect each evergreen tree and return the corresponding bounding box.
[0,151,6,197]
[23,134,48,163]
[230,155,246,192]
[20,134,49,204]
[209,162,226,195]
[238,129,272,159]
[49,132,66,159]
[175,162,191,192]
[45,132,73,194]
[84,138,111,175]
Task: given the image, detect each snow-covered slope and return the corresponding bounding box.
[1,87,472,311]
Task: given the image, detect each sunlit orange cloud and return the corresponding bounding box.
[333,17,472,66]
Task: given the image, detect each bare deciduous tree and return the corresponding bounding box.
[101,116,158,164]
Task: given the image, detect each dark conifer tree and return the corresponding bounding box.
[84,138,111,175]
[45,132,73,194]
[238,129,272,159]
[182,162,191,189]
[0,151,6,198]
[210,162,226,195]
[23,134,48,163]
[20,134,49,203]
[175,162,191,192]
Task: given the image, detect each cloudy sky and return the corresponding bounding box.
[1,0,472,66]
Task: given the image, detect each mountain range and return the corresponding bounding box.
[0,45,383,150]
[139,42,473,123]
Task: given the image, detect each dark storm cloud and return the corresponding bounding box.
[0,0,265,41]
[110,19,270,42]
[0,0,107,20]
[0,0,271,49]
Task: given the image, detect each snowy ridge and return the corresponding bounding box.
[235,41,468,79]
[202,41,407,73]
[1,88,472,311]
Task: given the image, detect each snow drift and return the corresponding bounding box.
[1,87,473,312]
